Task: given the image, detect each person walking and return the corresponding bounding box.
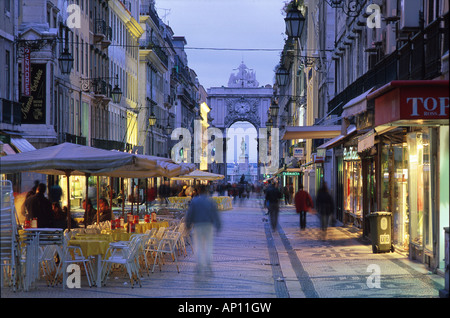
[316,182,335,239]
[265,182,282,231]
[294,184,313,230]
[24,183,55,228]
[185,185,222,274]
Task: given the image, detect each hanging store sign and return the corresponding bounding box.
[23,47,31,96]
[20,63,46,124]
[343,146,359,160]
[293,147,305,158]
[282,172,300,176]
[370,80,449,126]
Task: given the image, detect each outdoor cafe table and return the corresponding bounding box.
[211,196,233,210]
[123,220,169,234]
[69,234,114,287]
[101,229,133,241]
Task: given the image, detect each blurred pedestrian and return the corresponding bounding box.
[294,184,313,230]
[316,182,335,239]
[283,185,289,205]
[24,183,55,228]
[265,182,282,231]
[48,179,63,203]
[186,185,221,274]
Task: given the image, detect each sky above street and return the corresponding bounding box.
[157,0,288,89]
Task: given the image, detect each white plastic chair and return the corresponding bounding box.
[54,232,94,288]
[102,236,143,288]
[151,230,181,273]
[0,180,20,291]
[39,245,59,286]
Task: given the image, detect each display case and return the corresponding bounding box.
[343,147,362,227]
[407,129,433,257]
[380,141,409,251]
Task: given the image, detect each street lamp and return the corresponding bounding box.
[111,74,122,104]
[58,48,74,75]
[265,117,273,131]
[148,112,157,127]
[276,66,289,86]
[269,102,279,118]
[285,1,306,38]
[165,115,173,135]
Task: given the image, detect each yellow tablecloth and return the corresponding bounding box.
[101,229,133,242]
[167,196,191,208]
[125,221,169,234]
[212,196,233,210]
[69,237,112,258]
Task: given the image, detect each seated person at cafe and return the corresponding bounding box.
[98,197,112,222]
[52,202,67,228]
[51,202,79,229]
[24,183,55,228]
[82,198,97,225]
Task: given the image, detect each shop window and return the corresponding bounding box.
[343,146,362,224]
[380,142,409,251]
[407,129,433,253]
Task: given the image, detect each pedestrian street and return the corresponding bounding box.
[1,196,445,299]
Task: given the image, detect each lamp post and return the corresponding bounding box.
[284,1,306,38]
[58,48,74,75]
[276,66,289,87]
[111,74,122,104]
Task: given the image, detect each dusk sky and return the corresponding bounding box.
[157,0,288,89]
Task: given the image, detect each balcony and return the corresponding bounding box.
[91,138,131,151]
[94,19,112,49]
[329,14,448,116]
[0,98,21,126]
[139,40,168,69]
[64,133,86,146]
[140,5,160,28]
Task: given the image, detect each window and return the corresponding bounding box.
[5,50,11,99]
[80,38,84,75]
[76,35,79,72]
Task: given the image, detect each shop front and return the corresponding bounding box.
[369,80,449,269]
[342,144,363,228]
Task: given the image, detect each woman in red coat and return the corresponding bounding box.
[294,184,313,230]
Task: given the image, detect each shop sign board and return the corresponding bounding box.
[282,172,300,176]
[373,81,449,126]
[23,47,31,96]
[20,63,46,124]
[343,146,359,160]
[293,147,305,158]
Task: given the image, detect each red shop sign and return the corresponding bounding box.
[370,80,449,126]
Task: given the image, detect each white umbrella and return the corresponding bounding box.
[171,169,225,181]
[0,142,135,175]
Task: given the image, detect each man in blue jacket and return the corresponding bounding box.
[186,185,221,274]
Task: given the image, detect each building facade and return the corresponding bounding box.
[317,0,448,272]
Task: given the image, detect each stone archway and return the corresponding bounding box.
[226,121,259,183]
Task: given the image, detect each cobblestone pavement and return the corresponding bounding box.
[1,197,445,299]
